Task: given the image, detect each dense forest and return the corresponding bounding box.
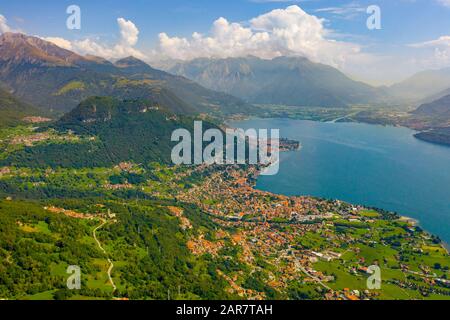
[0,198,235,300]
[1,97,218,168]
[0,87,38,128]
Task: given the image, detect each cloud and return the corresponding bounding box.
[410,36,450,48]
[315,2,366,20]
[44,18,145,61]
[117,17,139,46]
[157,5,365,69]
[41,37,73,50]
[437,0,450,7]
[0,14,12,33]
[1,7,428,85]
[409,36,450,68]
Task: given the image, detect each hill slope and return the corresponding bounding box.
[166,56,386,108]
[411,94,450,146]
[113,56,254,115]
[414,127,450,146]
[413,94,450,119]
[0,86,39,127]
[389,68,450,104]
[2,97,205,168]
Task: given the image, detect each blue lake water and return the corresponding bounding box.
[229,118,450,244]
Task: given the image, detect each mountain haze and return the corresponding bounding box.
[409,93,450,146]
[388,68,450,104]
[166,56,387,108]
[413,94,450,119]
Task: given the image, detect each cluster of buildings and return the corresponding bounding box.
[22,116,52,124]
[0,167,11,177]
[176,166,386,299]
[44,206,95,219]
[179,167,362,224]
[10,130,80,147]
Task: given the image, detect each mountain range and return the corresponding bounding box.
[164,56,450,110]
[166,56,388,108]
[2,32,450,123]
[0,32,252,115]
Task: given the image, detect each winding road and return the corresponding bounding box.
[93,220,117,293]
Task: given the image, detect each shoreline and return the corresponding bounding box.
[255,167,450,254]
[229,112,450,149]
[227,116,450,254]
[256,166,450,254]
[398,215,450,253]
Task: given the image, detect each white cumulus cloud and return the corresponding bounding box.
[43,18,145,61]
[157,5,363,69]
[117,17,139,46]
[41,37,73,50]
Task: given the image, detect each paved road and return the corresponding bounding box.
[294,260,331,291]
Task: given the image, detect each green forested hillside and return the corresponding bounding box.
[1,97,211,168]
[0,87,38,128]
[0,198,232,300]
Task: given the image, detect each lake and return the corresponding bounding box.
[229,118,450,244]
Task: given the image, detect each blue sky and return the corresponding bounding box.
[1,0,450,84]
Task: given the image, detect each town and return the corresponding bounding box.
[174,165,450,300]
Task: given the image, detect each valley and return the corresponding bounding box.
[0,27,449,302]
[1,153,449,300]
[0,108,449,300]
